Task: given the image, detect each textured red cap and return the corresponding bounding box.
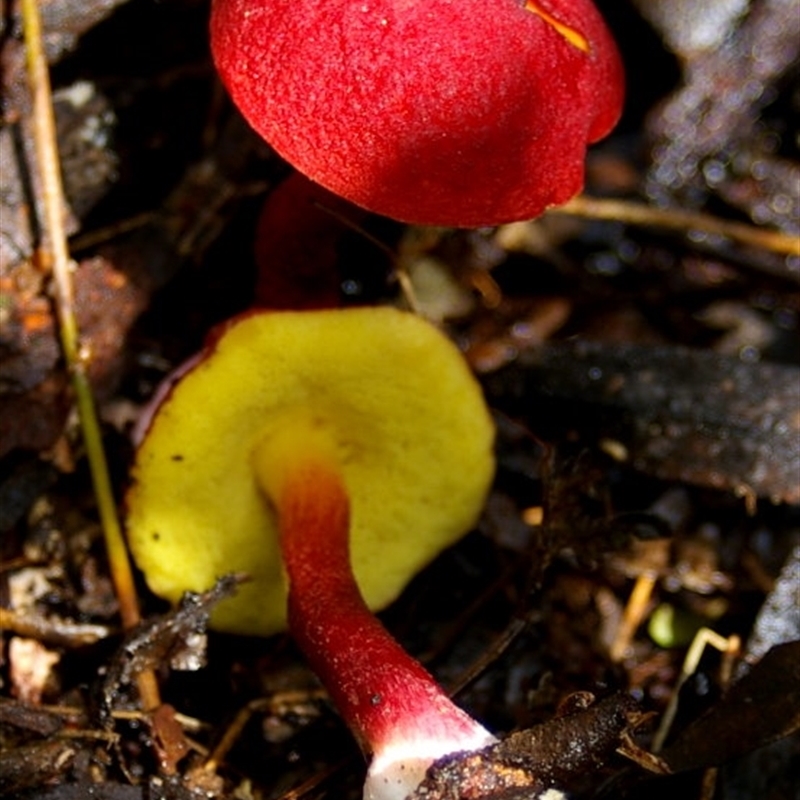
[211,0,624,227]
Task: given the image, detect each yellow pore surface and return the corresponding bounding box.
[126,307,495,635]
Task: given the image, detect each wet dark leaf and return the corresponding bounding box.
[662,641,800,773]
[486,340,800,504]
[0,739,79,796]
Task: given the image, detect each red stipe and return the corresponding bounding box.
[254,173,364,310]
[276,457,490,757]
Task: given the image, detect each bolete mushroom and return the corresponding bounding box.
[210,0,625,227]
[126,306,497,797]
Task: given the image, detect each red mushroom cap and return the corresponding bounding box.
[210,0,625,227]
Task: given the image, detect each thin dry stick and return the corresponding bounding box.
[312,200,424,314]
[20,0,160,711]
[553,195,800,258]
[610,572,659,663]
[652,628,741,753]
[203,690,327,773]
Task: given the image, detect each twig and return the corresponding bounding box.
[610,572,658,663]
[202,690,327,773]
[652,628,741,753]
[552,195,800,258]
[312,199,424,314]
[0,606,111,647]
[448,614,530,698]
[20,0,160,712]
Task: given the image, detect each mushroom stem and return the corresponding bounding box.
[253,424,496,799]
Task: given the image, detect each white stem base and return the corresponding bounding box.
[363,727,498,800]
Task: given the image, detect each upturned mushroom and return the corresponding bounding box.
[126,306,497,798]
[210,0,625,227]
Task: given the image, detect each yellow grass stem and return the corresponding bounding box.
[20,0,159,711]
